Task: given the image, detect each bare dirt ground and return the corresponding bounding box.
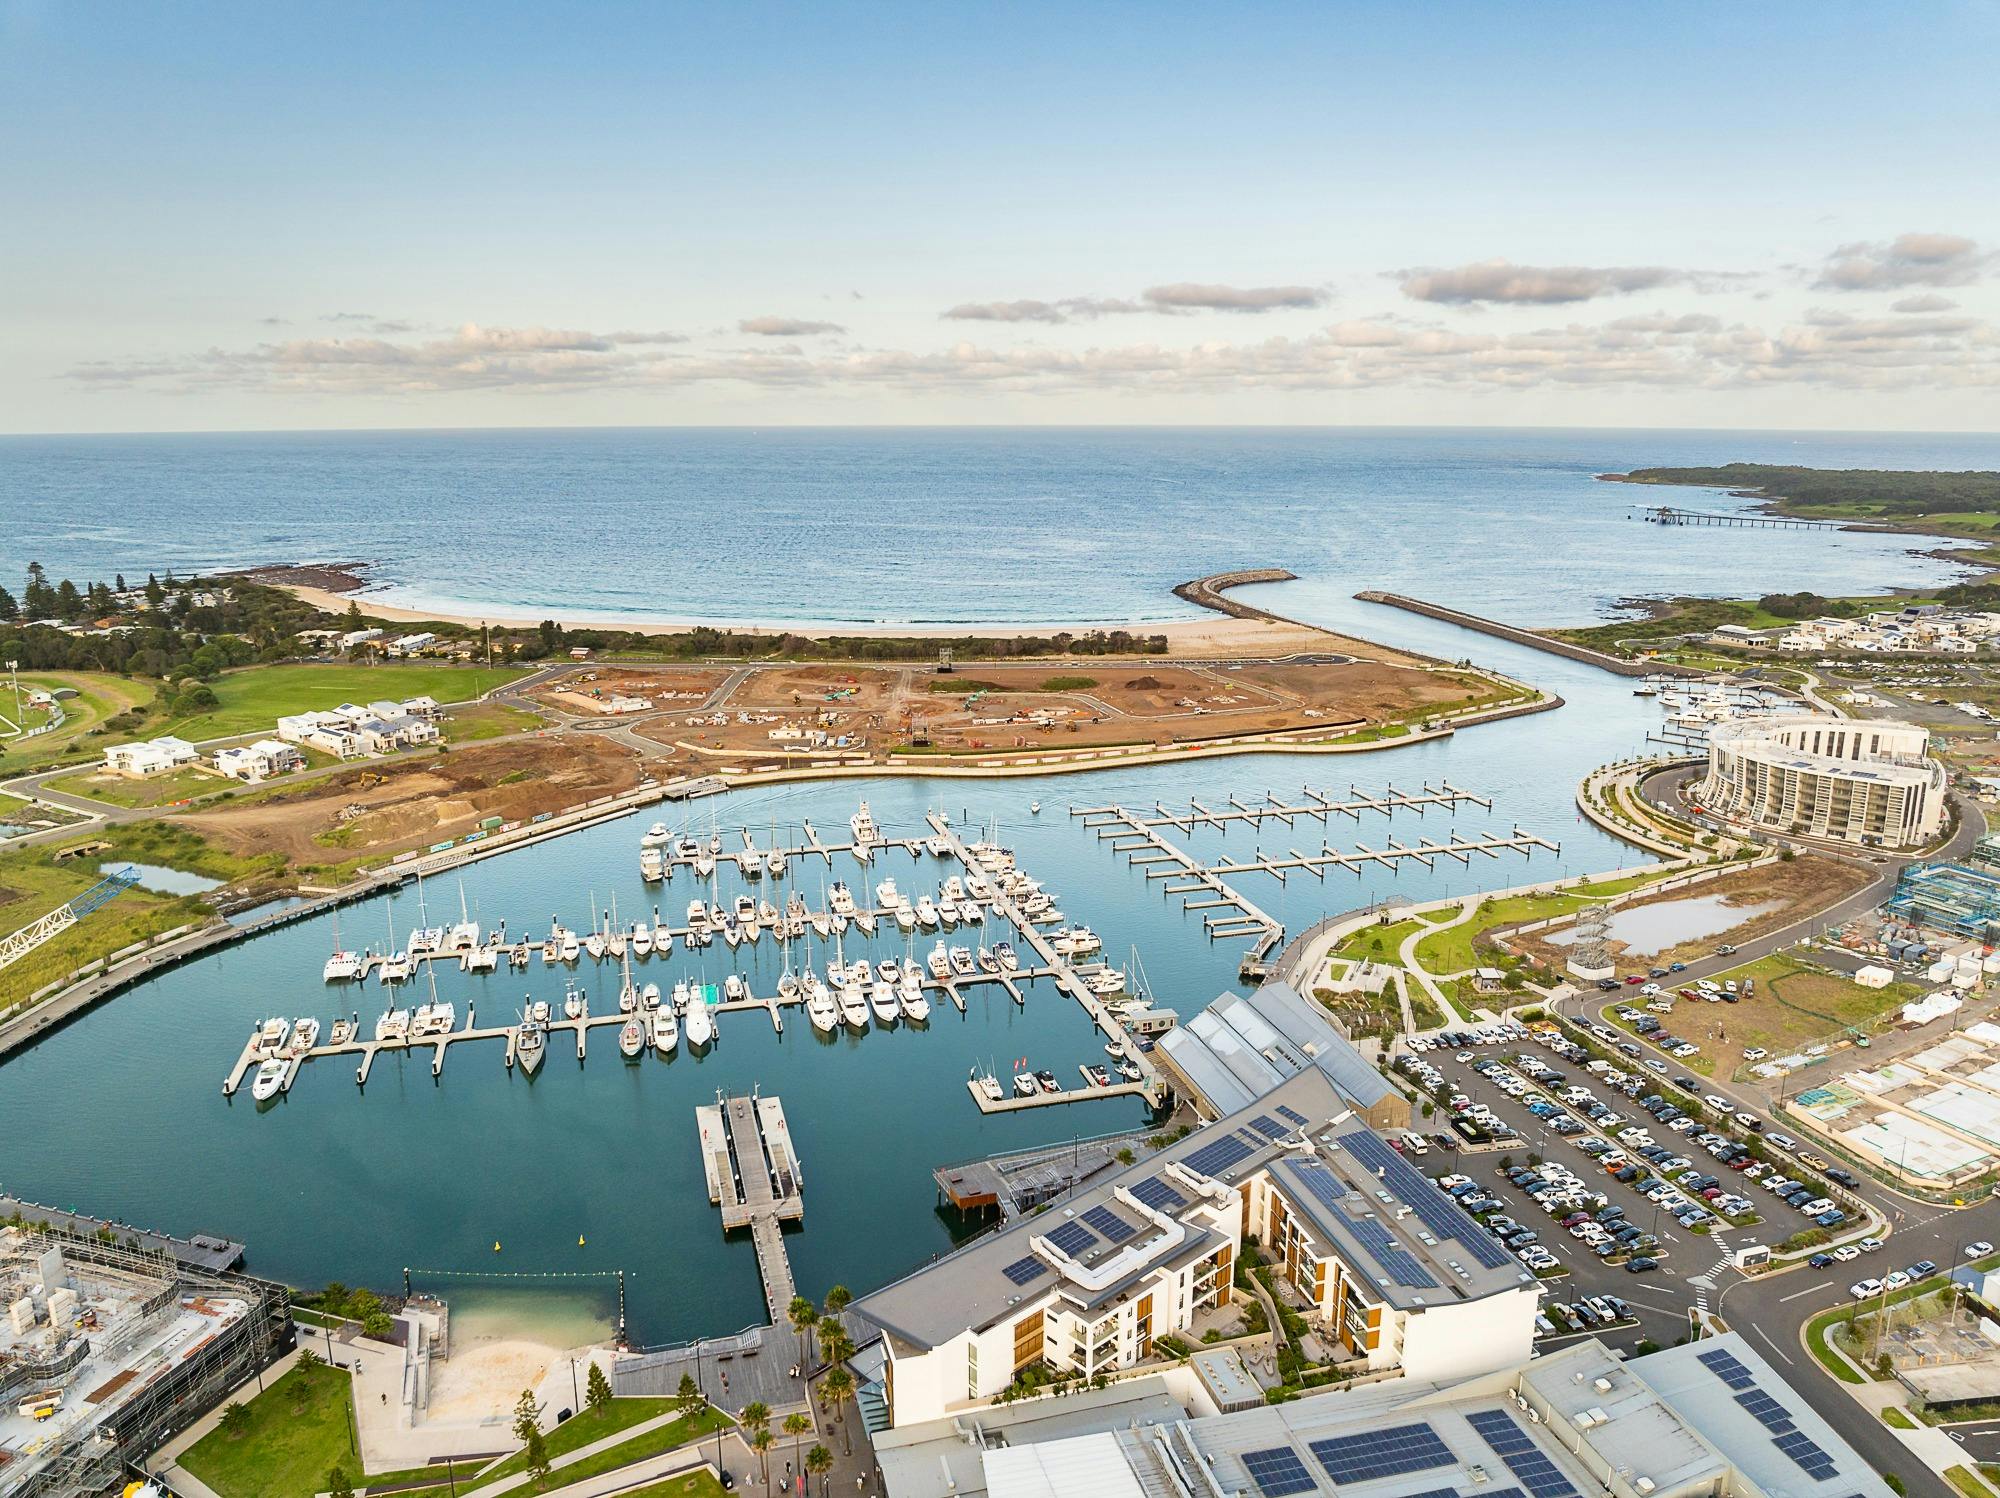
[180,737,644,863]
[1513,856,1873,970]
[529,666,724,715]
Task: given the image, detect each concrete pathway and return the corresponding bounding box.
[1398,905,1472,1029]
[453,1406,737,1498]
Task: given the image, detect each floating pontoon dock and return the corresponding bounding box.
[696,1092,803,1321]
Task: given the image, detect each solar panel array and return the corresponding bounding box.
[1241,1445,1315,1497]
[1044,1220,1098,1257]
[1247,1113,1289,1141]
[1697,1347,1755,1389]
[1276,1104,1310,1126]
[1287,1159,1348,1209]
[1735,1388,1795,1433]
[1773,1430,1838,1481]
[1081,1204,1136,1243]
[1342,1130,1515,1270]
[1001,1255,1046,1286]
[1308,1422,1454,1485]
[1466,1409,1580,1498]
[1349,1215,1440,1289]
[1131,1175,1187,1212]
[1183,1130,1257,1178]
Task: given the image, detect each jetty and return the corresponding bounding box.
[1355,590,1704,679]
[696,1093,803,1322]
[1641,505,1845,530]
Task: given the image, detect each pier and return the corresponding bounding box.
[695,1093,803,1322]
[1641,505,1846,529]
[1355,590,1704,679]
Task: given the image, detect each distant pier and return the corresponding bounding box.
[1641,505,1845,529]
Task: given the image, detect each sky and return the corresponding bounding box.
[4,0,1999,433]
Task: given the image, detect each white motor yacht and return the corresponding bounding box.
[900,972,930,1022]
[250,1057,290,1101]
[651,1006,679,1055]
[1012,1072,1038,1097]
[675,837,701,861]
[724,974,747,1003]
[926,941,951,979]
[255,1017,290,1055]
[936,897,960,929]
[949,945,975,976]
[869,979,900,1024]
[375,1007,410,1043]
[640,847,666,883]
[994,941,1019,971]
[633,924,654,957]
[641,981,661,1009]
[806,982,839,1034]
[974,1069,1003,1102]
[530,998,551,1023]
[516,1017,546,1075]
[893,899,916,932]
[830,881,857,918]
[849,801,877,861]
[288,1017,320,1055]
[837,982,870,1028]
[643,821,671,847]
[563,983,585,1020]
[876,958,900,983]
[736,847,762,879]
[915,896,939,929]
[1087,967,1127,995]
[966,874,993,901]
[767,849,786,878]
[686,898,709,930]
[684,990,714,1048]
[560,930,582,963]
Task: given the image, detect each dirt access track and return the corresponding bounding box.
[179,736,645,865]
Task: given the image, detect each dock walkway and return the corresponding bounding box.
[695,1093,804,1323]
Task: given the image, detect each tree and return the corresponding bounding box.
[823,1284,852,1317]
[822,1367,855,1455]
[524,1426,551,1482]
[219,1401,251,1439]
[818,1320,854,1371]
[783,1411,811,1481]
[676,1371,704,1421]
[741,1399,770,1435]
[0,587,16,621]
[806,1443,833,1494]
[585,1360,612,1414]
[789,1295,820,1363]
[328,1466,355,1498]
[750,1425,775,1490]
[512,1388,542,1447]
[297,1347,324,1374]
[145,573,165,609]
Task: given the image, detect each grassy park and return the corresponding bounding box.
[156,662,529,740]
[0,671,157,774]
[178,1359,440,1498]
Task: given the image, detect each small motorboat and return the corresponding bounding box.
[250,1057,289,1101]
[618,1019,645,1059]
[1013,1072,1038,1097]
[1036,1069,1060,1094]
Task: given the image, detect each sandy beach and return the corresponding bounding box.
[276,580,1391,662]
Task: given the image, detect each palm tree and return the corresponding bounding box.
[823,1284,852,1317]
[806,1442,834,1495]
[783,1410,811,1485]
[821,1367,855,1455]
[749,1426,775,1491]
[818,1320,854,1371]
[740,1399,770,1438]
[788,1295,820,1366]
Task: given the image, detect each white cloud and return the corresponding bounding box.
[738,316,845,336]
[1891,292,1960,313]
[1140,282,1328,313]
[1814,233,1995,291]
[1397,259,1691,306]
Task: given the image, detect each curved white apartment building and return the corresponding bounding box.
[1699,714,1945,847]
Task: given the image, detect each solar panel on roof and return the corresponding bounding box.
[1001,1255,1046,1286]
[1045,1220,1098,1257]
[1247,1114,1288,1141]
[1734,1389,1795,1432]
[1288,1159,1347,1207]
[1308,1422,1454,1485]
[1343,1130,1515,1271]
[1276,1104,1309,1126]
[1241,1446,1314,1497]
[1466,1410,1580,1498]
[1697,1347,1756,1389]
[1349,1216,1439,1288]
[1130,1175,1187,1212]
[1184,1131,1256,1177]
[1081,1204,1135,1243]
[1773,1431,1838,1480]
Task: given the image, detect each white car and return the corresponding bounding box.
[1849,1278,1883,1299]
[1832,1245,1860,1263]
[1966,1241,1995,1259]
[1884,1271,1912,1291]
[1859,1236,1884,1253]
[1742,1047,1768,1061]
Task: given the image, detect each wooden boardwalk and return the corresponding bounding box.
[696,1093,804,1323]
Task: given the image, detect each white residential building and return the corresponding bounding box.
[1701,713,1946,848]
[102,737,199,776]
[213,739,304,781]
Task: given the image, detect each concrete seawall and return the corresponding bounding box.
[1355,591,1704,679]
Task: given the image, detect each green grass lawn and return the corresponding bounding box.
[446,700,549,742]
[0,670,159,774]
[1409,869,1681,976]
[44,762,234,809]
[180,1361,376,1498]
[1332,917,1430,965]
[158,663,529,741]
[467,1398,677,1488]
[468,1407,729,1495]
[616,1474,725,1498]
[1705,949,1921,1064]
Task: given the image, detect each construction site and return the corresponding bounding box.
[0,1226,290,1498]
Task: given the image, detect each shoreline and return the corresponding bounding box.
[265,567,1400,662]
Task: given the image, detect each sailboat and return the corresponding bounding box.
[448,883,480,953]
[323,910,361,982]
[618,950,639,1012]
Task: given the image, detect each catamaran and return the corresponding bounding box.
[323,912,362,982]
[374,1007,410,1043]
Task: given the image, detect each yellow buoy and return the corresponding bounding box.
[493,1241,501,1252]
[578,1235,586,1247]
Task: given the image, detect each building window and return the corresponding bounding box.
[967,1342,978,1398]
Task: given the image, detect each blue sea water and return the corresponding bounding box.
[3,425,1999,1345]
[3,426,1997,628]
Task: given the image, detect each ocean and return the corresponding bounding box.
[3,426,1996,628]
